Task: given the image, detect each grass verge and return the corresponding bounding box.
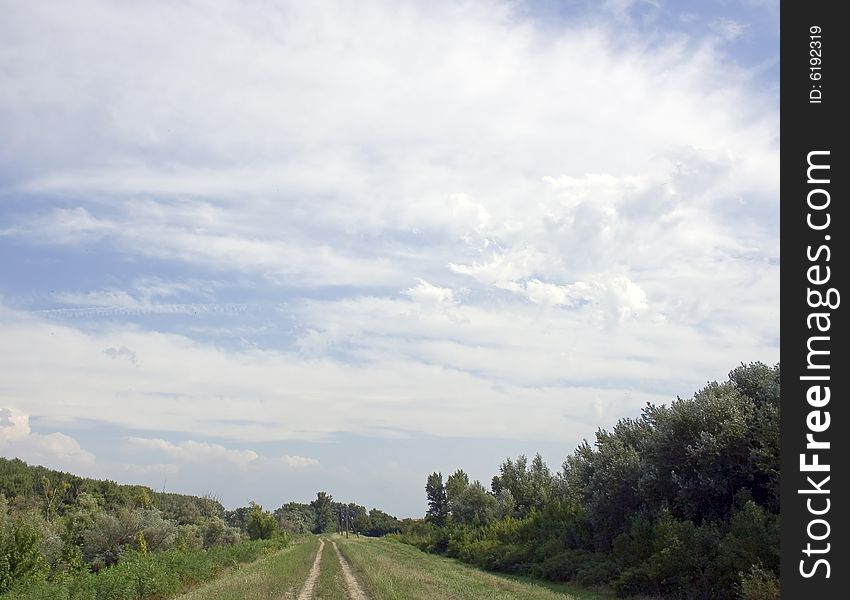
[176,536,318,600]
[335,536,615,600]
[2,538,292,600]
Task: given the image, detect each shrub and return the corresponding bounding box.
[1,538,287,600]
[737,564,779,600]
[246,503,277,541]
[0,510,49,593]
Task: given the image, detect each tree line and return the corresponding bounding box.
[0,458,399,597]
[403,362,780,600]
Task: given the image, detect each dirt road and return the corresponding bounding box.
[296,538,325,600]
[331,540,368,600]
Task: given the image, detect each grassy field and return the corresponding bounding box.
[176,536,319,600]
[335,536,616,600]
[171,534,617,600]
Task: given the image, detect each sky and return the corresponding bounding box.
[0,0,779,517]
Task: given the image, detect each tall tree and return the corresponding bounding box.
[453,480,497,526]
[311,492,334,533]
[425,472,448,526]
[445,469,469,519]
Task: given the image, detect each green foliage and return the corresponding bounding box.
[452,481,498,526]
[410,362,780,600]
[445,470,469,516]
[364,508,401,536]
[273,502,315,534]
[1,538,286,600]
[737,563,779,600]
[245,502,277,540]
[0,504,48,594]
[425,473,448,527]
[155,492,224,526]
[0,459,151,517]
[491,454,553,519]
[310,492,334,534]
[82,507,178,568]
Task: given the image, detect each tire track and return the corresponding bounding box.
[296,538,325,600]
[331,540,368,600]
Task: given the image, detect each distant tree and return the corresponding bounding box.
[311,492,334,533]
[275,502,315,534]
[246,502,277,540]
[495,488,516,520]
[445,469,469,520]
[425,472,449,527]
[225,506,251,532]
[365,508,401,536]
[454,480,497,526]
[40,476,70,523]
[492,454,553,518]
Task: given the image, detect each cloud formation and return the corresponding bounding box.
[0,0,778,512]
[0,408,96,470]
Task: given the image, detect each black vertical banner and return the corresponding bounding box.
[781,2,848,597]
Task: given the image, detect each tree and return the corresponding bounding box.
[41,476,70,523]
[246,502,277,540]
[492,454,554,518]
[453,480,497,526]
[445,469,469,520]
[225,506,251,532]
[425,472,449,526]
[0,500,48,593]
[275,502,316,534]
[365,508,400,536]
[425,473,449,527]
[495,488,516,520]
[311,492,334,533]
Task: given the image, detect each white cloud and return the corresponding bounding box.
[280,455,320,469]
[523,276,648,320]
[0,1,778,328]
[126,438,260,468]
[123,438,319,472]
[0,0,778,510]
[0,296,776,445]
[0,407,96,470]
[711,18,748,41]
[404,280,457,306]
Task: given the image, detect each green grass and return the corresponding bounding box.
[176,536,319,600]
[335,536,616,600]
[314,537,348,600]
[2,538,291,600]
[499,574,618,600]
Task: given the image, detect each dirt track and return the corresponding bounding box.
[331,540,368,600]
[296,538,325,600]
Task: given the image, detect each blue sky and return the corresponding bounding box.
[0,0,778,517]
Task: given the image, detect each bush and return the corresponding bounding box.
[0,511,49,593]
[246,503,277,541]
[575,555,617,587]
[534,550,582,581]
[82,508,177,568]
[613,566,657,598]
[737,564,779,600]
[1,538,287,600]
